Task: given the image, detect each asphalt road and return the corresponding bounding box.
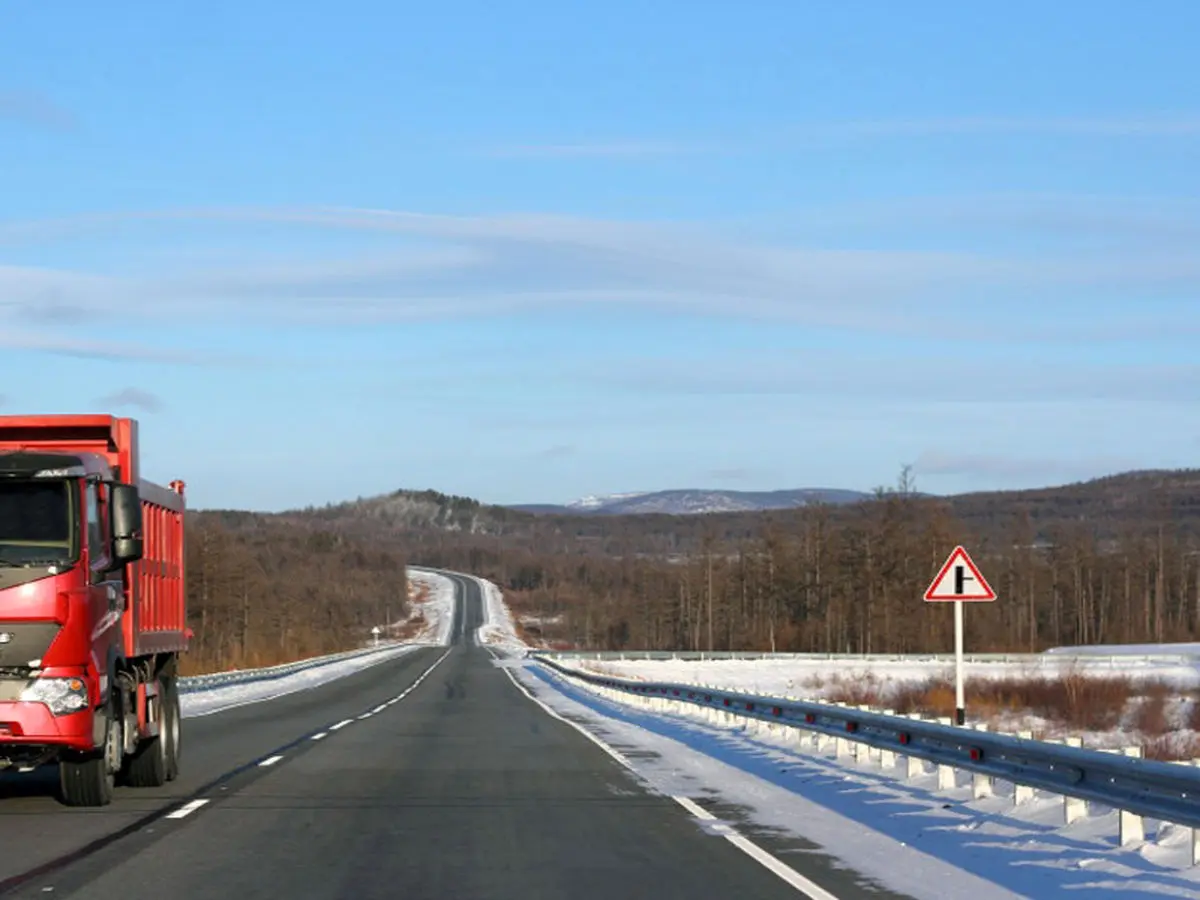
[0,572,891,900]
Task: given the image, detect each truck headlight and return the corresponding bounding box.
[21,678,90,716]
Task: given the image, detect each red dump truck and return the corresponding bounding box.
[0,415,188,806]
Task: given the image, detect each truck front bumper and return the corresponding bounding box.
[0,701,93,755]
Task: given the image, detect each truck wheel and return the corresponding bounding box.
[60,707,121,807]
[124,677,168,788]
[162,675,181,781]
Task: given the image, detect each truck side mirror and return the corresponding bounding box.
[110,483,144,566]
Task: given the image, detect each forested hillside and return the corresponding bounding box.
[181,512,410,675]
[185,468,1200,665]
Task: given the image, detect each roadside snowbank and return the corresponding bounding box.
[521,660,1200,899]
[405,568,456,645]
[473,576,526,655]
[181,643,418,718]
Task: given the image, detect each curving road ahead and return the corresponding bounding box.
[0,573,877,900]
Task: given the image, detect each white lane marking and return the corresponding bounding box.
[311,731,327,741]
[165,799,209,819]
[330,719,353,731]
[372,704,387,713]
[495,653,840,900]
[259,755,284,767]
[358,713,374,720]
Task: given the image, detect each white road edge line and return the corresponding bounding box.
[311,731,327,741]
[258,755,284,767]
[331,719,353,731]
[493,651,841,900]
[165,799,209,819]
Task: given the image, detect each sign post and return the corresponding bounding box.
[924,545,996,725]
[371,625,382,647]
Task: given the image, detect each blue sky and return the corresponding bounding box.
[2,2,1199,511]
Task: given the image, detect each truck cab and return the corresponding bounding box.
[0,416,187,806]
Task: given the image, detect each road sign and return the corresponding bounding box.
[925,545,996,727]
[924,545,995,602]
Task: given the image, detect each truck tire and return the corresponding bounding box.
[60,706,120,807]
[162,675,181,781]
[124,677,168,788]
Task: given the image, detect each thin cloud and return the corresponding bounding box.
[0,91,77,133]
[95,388,164,413]
[707,467,753,482]
[583,354,1200,405]
[913,451,1135,481]
[0,204,1197,339]
[537,444,576,459]
[479,115,1200,160]
[789,115,1200,140]
[483,140,716,159]
[0,328,242,365]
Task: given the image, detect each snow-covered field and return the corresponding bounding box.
[555,655,1200,754]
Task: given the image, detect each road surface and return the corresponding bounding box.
[0,573,902,900]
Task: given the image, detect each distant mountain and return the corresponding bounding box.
[507,487,873,516]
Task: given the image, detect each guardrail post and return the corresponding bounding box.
[1012,729,1036,805]
[879,710,897,769]
[971,723,992,798]
[1119,746,1144,845]
[905,714,924,779]
[936,717,956,789]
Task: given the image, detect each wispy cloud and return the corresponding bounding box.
[0,90,77,133]
[912,451,1136,482]
[0,203,1197,342]
[789,115,1200,140]
[707,467,754,482]
[581,353,1200,404]
[95,388,164,413]
[0,327,239,365]
[536,444,576,459]
[478,115,1200,160]
[482,140,714,159]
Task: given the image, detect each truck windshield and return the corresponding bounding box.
[0,480,75,566]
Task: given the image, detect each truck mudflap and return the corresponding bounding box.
[0,701,94,754]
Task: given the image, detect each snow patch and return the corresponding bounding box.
[181,644,418,718]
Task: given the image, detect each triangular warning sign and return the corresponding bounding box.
[924,545,996,602]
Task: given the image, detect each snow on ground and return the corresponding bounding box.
[474,575,527,655]
[517,659,1200,900]
[404,568,457,645]
[561,656,1200,752]
[568,656,1200,698]
[181,643,418,718]
[1047,643,1200,657]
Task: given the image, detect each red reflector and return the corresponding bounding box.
[970,748,983,762]
[899,733,910,745]
[846,722,858,733]
[804,713,816,724]
[673,690,680,696]
[724,698,731,706]
[772,706,782,716]
[746,702,755,711]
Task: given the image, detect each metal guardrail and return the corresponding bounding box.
[534,655,1200,831]
[531,650,1200,666]
[177,642,407,694]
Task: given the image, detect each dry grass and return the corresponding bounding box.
[822,672,1155,733]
